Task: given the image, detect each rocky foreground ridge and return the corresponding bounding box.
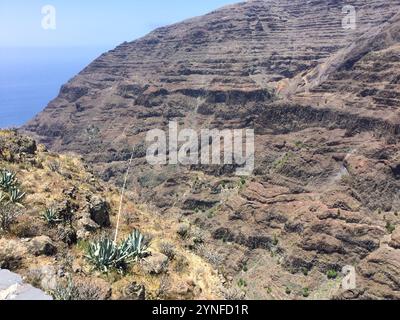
[21,0,400,299]
[0,130,226,300]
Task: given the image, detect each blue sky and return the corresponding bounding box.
[0,0,237,48]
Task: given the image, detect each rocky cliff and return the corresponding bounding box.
[22,0,400,299]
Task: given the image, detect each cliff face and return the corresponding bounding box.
[22,0,400,299]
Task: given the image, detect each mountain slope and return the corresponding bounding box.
[21,0,400,299]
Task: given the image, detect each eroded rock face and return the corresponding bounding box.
[21,0,400,299]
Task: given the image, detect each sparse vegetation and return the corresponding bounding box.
[302,287,310,298]
[272,152,293,171]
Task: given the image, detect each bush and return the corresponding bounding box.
[237,278,247,288]
[327,269,338,279]
[159,242,176,260]
[302,287,310,298]
[51,277,105,300]
[0,202,21,232]
[386,222,396,234]
[177,224,190,238]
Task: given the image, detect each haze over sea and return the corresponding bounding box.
[0,47,107,128]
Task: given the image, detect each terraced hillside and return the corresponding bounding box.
[22,0,400,299]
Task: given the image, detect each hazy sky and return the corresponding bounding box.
[0,0,237,48]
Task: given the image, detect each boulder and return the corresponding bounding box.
[88,196,111,227]
[142,253,169,275]
[78,217,100,232]
[28,236,57,256]
[27,265,58,292]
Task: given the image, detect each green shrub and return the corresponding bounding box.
[302,287,310,298]
[237,278,247,288]
[386,222,396,234]
[327,269,338,279]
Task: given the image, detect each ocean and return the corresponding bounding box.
[0,47,110,128]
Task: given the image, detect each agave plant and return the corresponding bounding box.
[0,169,18,192]
[8,187,25,206]
[85,237,123,272]
[41,208,62,225]
[119,229,149,262]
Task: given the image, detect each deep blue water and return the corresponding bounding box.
[0,47,109,128]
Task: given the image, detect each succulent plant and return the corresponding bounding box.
[0,169,18,192]
[119,229,149,262]
[41,208,62,225]
[85,229,150,272]
[85,237,122,272]
[8,187,25,205]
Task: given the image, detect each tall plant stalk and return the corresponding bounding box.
[114,147,135,244]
